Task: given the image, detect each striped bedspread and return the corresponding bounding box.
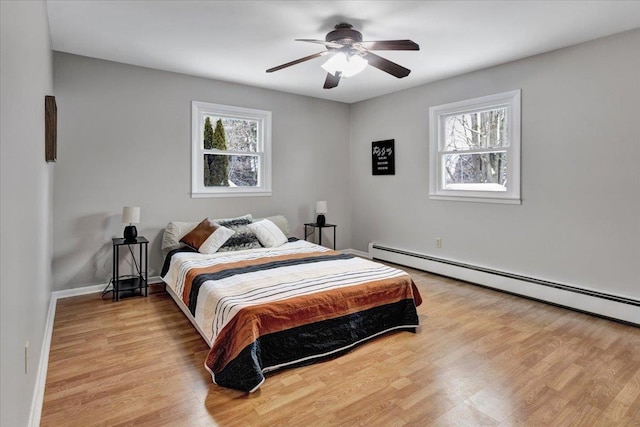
[162,240,422,392]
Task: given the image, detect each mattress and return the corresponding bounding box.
[161,239,422,392]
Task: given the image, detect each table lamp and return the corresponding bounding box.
[122,206,140,242]
[315,201,327,226]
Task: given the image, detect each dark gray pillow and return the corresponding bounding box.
[216,214,262,252]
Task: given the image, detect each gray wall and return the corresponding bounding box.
[52,53,351,290]
[0,1,54,425]
[49,27,640,303]
[350,29,640,300]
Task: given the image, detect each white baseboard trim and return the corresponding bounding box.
[28,294,57,427]
[51,276,162,300]
[28,275,163,426]
[370,242,640,325]
[340,248,371,259]
[52,283,105,299]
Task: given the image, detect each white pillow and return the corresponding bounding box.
[259,215,290,237]
[247,219,288,248]
[199,225,236,254]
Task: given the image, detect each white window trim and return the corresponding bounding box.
[429,90,521,204]
[191,101,272,198]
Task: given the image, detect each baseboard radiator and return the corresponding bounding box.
[370,243,640,326]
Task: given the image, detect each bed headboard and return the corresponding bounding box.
[161,214,290,259]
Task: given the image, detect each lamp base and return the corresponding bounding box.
[123,225,138,242]
[316,214,326,226]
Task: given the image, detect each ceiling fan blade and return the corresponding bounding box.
[358,40,419,51]
[323,72,341,89]
[362,52,411,78]
[295,39,344,49]
[266,51,329,73]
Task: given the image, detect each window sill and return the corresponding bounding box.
[191,191,272,199]
[429,194,521,205]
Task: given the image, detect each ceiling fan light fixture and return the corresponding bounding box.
[266,23,418,88]
[321,52,368,78]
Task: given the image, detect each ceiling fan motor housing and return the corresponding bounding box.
[326,23,363,45]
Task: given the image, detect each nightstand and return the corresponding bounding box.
[304,223,337,250]
[110,236,148,301]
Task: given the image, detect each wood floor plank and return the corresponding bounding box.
[41,267,640,426]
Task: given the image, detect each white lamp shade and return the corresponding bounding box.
[315,201,328,214]
[321,53,368,78]
[122,206,140,224]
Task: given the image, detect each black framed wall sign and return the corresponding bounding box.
[372,139,395,175]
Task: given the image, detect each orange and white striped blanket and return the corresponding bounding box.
[162,240,421,392]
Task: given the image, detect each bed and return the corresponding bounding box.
[160,214,422,392]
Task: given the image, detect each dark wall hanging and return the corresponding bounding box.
[45,95,57,162]
[372,139,395,175]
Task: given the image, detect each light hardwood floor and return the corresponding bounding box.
[41,266,640,426]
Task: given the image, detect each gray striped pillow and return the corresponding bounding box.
[216,214,262,252]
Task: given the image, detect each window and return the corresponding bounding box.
[191,101,271,197]
[429,90,521,204]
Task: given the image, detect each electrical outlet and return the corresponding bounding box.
[435,238,442,249]
[24,341,29,374]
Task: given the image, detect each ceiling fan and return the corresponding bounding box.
[266,23,419,89]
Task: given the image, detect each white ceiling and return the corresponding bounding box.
[46,1,640,104]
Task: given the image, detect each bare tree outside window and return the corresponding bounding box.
[443,107,508,191]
